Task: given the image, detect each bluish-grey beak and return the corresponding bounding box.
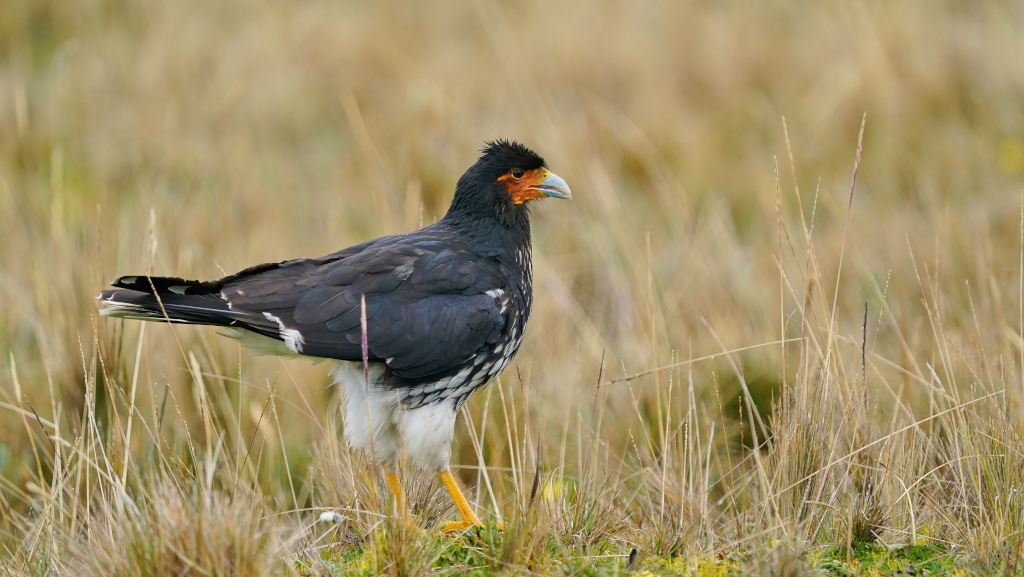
[532,171,572,200]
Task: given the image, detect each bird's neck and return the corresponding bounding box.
[444,207,532,259]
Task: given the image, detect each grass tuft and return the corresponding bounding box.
[3,1,1024,574]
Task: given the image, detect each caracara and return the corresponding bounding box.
[99,140,570,530]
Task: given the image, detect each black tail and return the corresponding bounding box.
[98,275,245,326]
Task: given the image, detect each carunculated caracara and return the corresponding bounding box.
[98,140,571,531]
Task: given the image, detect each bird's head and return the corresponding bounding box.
[445,140,571,229]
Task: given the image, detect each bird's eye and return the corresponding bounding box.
[510,168,525,179]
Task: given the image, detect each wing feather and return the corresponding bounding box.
[213,225,508,380]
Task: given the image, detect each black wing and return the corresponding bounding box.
[101,227,509,379]
[227,230,508,378]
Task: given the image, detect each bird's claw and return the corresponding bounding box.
[441,519,482,533]
[440,520,504,533]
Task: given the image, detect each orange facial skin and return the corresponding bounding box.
[498,167,553,204]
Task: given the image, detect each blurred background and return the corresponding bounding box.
[2,0,1024,569]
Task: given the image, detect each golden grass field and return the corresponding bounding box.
[3,1,1024,574]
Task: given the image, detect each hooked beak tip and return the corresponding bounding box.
[535,172,571,200]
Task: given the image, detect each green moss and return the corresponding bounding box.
[296,540,969,577]
[817,541,957,576]
[296,545,368,577]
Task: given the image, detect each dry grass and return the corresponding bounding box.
[2,0,1024,574]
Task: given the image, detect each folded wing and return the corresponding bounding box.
[99,228,507,380]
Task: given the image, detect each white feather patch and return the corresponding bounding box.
[401,402,457,472]
[218,328,330,365]
[262,312,305,353]
[334,362,403,469]
[333,361,459,471]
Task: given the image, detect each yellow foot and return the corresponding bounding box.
[442,519,483,533]
[438,469,486,533]
[441,520,505,533]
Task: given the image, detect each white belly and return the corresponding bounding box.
[332,361,458,472]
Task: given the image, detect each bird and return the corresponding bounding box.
[98,139,571,531]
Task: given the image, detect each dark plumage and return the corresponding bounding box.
[98,139,571,531]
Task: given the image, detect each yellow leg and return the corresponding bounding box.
[383,466,422,532]
[383,466,405,512]
[439,468,482,532]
